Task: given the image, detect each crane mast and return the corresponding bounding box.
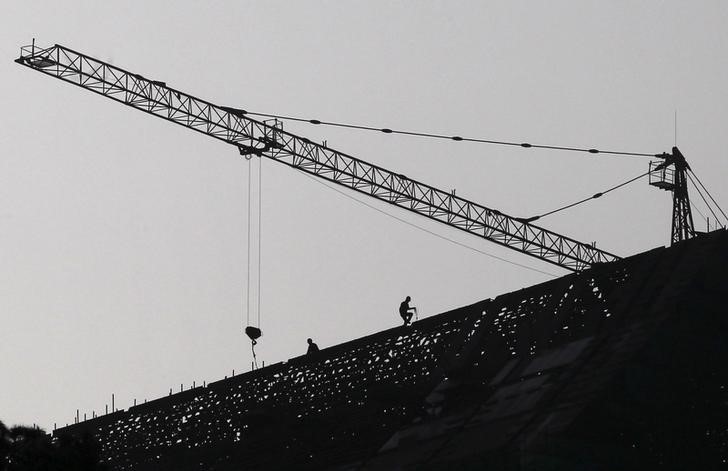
[16,42,620,272]
[649,147,696,244]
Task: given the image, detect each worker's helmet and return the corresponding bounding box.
[406,296,411,301]
[307,338,313,344]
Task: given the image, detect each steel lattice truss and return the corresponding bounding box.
[669,148,696,245]
[16,43,620,271]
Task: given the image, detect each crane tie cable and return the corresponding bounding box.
[241,110,659,158]
[690,200,709,225]
[688,169,727,223]
[523,170,650,222]
[687,172,724,226]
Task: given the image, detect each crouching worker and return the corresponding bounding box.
[399,296,417,326]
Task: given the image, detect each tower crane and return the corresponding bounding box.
[16,42,625,274]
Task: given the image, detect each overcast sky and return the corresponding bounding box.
[1,1,726,430]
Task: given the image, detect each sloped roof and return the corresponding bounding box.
[56,229,728,470]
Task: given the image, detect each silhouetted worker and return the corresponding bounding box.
[399,296,417,326]
[307,338,319,355]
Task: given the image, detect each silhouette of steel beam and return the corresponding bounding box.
[16,43,620,272]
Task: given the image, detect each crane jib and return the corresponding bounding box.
[16,42,621,272]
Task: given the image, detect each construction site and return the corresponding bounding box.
[4,4,728,470]
[11,39,728,470]
[44,228,728,470]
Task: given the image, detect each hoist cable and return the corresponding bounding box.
[527,170,650,222]
[242,110,659,158]
[246,158,251,327]
[296,170,560,278]
[257,158,262,328]
[688,169,728,223]
[251,343,258,370]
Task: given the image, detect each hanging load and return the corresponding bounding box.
[245,326,262,345]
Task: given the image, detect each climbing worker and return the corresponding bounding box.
[399,296,417,326]
[307,338,320,355]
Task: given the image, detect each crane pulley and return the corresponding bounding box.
[16,42,621,272]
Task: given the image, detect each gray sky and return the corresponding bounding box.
[1,0,726,430]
